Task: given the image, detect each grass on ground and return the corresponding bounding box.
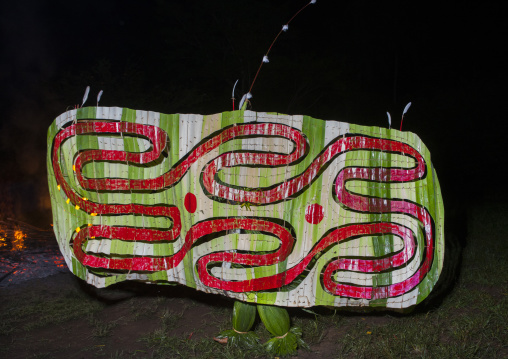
[0,202,506,358]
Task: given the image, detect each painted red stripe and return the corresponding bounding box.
[52,117,435,300]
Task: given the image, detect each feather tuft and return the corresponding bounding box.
[239,92,252,110]
[81,86,90,107]
[263,55,269,63]
[97,90,103,106]
[232,79,239,98]
[282,24,289,32]
[310,0,316,4]
[386,112,391,128]
[403,102,412,116]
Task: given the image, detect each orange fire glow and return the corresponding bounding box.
[11,228,27,251]
[0,229,6,248]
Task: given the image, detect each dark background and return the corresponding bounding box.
[0,0,506,228]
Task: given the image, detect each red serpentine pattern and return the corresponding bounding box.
[52,120,434,299]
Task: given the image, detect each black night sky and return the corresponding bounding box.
[0,0,506,227]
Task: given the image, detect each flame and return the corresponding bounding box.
[0,227,6,247]
[11,227,27,251]
[0,238,6,248]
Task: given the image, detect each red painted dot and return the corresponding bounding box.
[184,193,197,213]
[305,203,324,224]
